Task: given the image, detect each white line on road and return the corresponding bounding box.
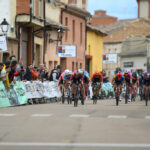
[0,114,15,117]
[31,114,53,117]
[108,115,127,119]
[0,142,150,148]
[70,114,89,118]
[145,116,150,119]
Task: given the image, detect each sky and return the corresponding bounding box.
[88,0,138,20]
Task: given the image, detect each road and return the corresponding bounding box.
[0,99,150,150]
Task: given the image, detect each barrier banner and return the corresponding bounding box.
[23,81,62,99]
[0,81,28,107]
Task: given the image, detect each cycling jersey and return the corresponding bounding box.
[91,73,103,83]
[132,72,139,84]
[124,73,132,85]
[112,73,124,85]
[71,71,84,84]
[142,73,150,86]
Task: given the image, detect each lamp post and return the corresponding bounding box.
[0,18,9,36]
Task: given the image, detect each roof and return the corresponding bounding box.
[46,18,68,30]
[103,18,150,43]
[118,45,147,57]
[55,0,91,18]
[87,24,107,36]
[101,19,135,34]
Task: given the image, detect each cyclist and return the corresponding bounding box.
[112,68,124,99]
[71,69,85,100]
[83,70,90,97]
[142,71,150,100]
[131,70,139,99]
[124,70,132,102]
[58,69,72,96]
[91,71,103,99]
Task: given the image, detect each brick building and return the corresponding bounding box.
[91,10,118,26]
[60,4,90,71]
[137,0,150,19]
[16,0,45,66]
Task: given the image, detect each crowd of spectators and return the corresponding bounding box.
[0,55,61,88]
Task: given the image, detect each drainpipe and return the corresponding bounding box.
[43,0,46,65]
[85,18,87,71]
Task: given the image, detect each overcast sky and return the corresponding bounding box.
[88,0,138,20]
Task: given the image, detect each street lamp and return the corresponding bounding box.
[0,18,9,35]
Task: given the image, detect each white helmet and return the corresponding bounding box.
[78,69,84,75]
[64,69,70,76]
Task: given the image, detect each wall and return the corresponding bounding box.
[46,2,61,23]
[121,56,147,71]
[61,11,86,71]
[103,43,122,80]
[139,0,149,18]
[0,0,10,36]
[92,17,117,26]
[45,30,60,70]
[87,30,103,77]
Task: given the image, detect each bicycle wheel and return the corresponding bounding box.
[62,88,65,104]
[145,89,148,106]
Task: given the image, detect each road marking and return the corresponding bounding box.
[70,114,89,118]
[0,114,15,117]
[108,115,127,119]
[145,116,150,119]
[0,142,150,148]
[31,114,53,117]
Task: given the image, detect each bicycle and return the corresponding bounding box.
[115,85,120,106]
[125,84,130,104]
[145,85,149,106]
[132,84,137,102]
[66,82,72,104]
[93,82,100,104]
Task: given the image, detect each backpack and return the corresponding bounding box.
[49,69,55,81]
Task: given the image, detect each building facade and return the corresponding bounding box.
[60,5,90,71]
[102,19,150,80]
[91,10,118,26]
[137,0,150,19]
[86,25,106,77]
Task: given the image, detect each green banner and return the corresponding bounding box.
[0,81,28,108]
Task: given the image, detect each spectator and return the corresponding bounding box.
[50,65,61,82]
[20,66,26,81]
[0,63,6,82]
[9,60,19,83]
[32,67,39,81]
[24,64,32,81]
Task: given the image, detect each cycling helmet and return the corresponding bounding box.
[64,69,70,76]
[95,70,100,75]
[143,71,148,76]
[115,67,122,74]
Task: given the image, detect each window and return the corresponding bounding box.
[80,23,83,44]
[65,17,68,41]
[39,0,43,18]
[49,61,52,70]
[72,62,74,71]
[80,63,82,69]
[123,62,134,68]
[72,20,75,43]
[76,62,78,70]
